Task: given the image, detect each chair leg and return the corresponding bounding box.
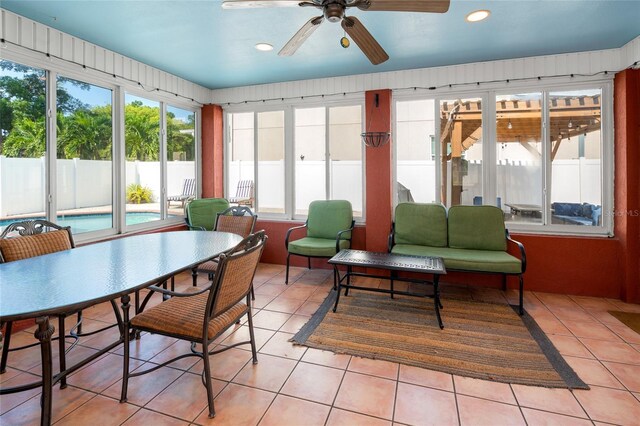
[518,275,524,315]
[250,284,255,301]
[307,257,311,270]
[119,294,132,404]
[202,342,216,418]
[192,267,198,287]
[58,316,67,389]
[246,304,258,364]
[502,274,507,292]
[285,254,291,285]
[76,311,83,335]
[1,321,13,374]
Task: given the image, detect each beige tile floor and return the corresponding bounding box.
[1,264,640,425]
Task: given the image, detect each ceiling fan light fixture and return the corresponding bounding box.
[255,43,274,51]
[465,10,490,22]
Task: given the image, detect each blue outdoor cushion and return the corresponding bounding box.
[591,206,602,226]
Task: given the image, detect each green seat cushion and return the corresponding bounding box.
[448,205,506,251]
[288,237,351,257]
[307,200,353,240]
[186,198,230,231]
[394,203,447,247]
[391,245,522,274]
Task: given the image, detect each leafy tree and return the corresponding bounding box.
[166,111,195,161]
[0,60,89,155]
[2,113,46,157]
[124,101,160,161]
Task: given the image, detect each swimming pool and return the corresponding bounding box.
[0,212,177,234]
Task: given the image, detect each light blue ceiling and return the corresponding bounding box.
[2,1,639,89]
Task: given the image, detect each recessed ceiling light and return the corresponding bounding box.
[255,43,273,51]
[466,10,490,22]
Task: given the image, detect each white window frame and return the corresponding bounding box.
[1,51,200,243]
[392,77,614,236]
[223,95,366,222]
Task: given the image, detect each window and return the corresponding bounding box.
[56,76,114,233]
[394,82,611,235]
[295,107,325,215]
[226,102,364,220]
[329,105,363,217]
[548,89,603,227]
[496,93,543,224]
[257,110,285,214]
[0,60,47,228]
[227,112,254,207]
[0,58,198,238]
[395,99,436,203]
[166,105,196,217]
[440,97,483,207]
[125,94,161,226]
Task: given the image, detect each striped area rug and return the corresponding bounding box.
[292,291,588,389]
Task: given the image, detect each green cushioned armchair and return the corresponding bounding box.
[285,200,354,285]
[184,198,230,231]
[184,198,231,287]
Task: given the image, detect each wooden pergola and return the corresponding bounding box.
[439,95,601,205]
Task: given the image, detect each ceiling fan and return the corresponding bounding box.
[221,0,450,65]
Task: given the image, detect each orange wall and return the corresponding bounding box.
[203,76,639,302]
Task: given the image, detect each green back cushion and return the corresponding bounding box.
[186,198,230,231]
[394,203,447,247]
[448,205,506,251]
[307,200,353,240]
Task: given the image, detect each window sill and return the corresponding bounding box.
[75,219,187,246]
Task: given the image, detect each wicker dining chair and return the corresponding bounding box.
[0,220,119,388]
[192,206,257,287]
[120,231,267,419]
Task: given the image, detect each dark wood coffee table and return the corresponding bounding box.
[328,250,447,329]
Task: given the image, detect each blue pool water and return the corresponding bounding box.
[0,212,176,234]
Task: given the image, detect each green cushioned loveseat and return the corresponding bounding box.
[388,203,526,314]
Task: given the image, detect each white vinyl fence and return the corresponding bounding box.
[1,156,600,218]
[227,160,363,214]
[397,159,602,207]
[0,156,194,217]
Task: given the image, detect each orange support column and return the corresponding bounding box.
[201,104,224,198]
[364,90,393,253]
[614,69,640,303]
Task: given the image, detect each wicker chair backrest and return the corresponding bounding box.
[0,220,74,263]
[208,231,266,318]
[215,206,257,238]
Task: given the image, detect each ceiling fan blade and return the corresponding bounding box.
[279,16,324,56]
[222,0,312,9]
[355,0,450,13]
[341,16,389,65]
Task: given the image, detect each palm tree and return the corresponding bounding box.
[58,108,112,160]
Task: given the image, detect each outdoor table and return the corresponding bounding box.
[328,249,447,328]
[0,231,242,426]
[505,203,542,217]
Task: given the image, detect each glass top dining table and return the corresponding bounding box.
[0,230,243,425]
